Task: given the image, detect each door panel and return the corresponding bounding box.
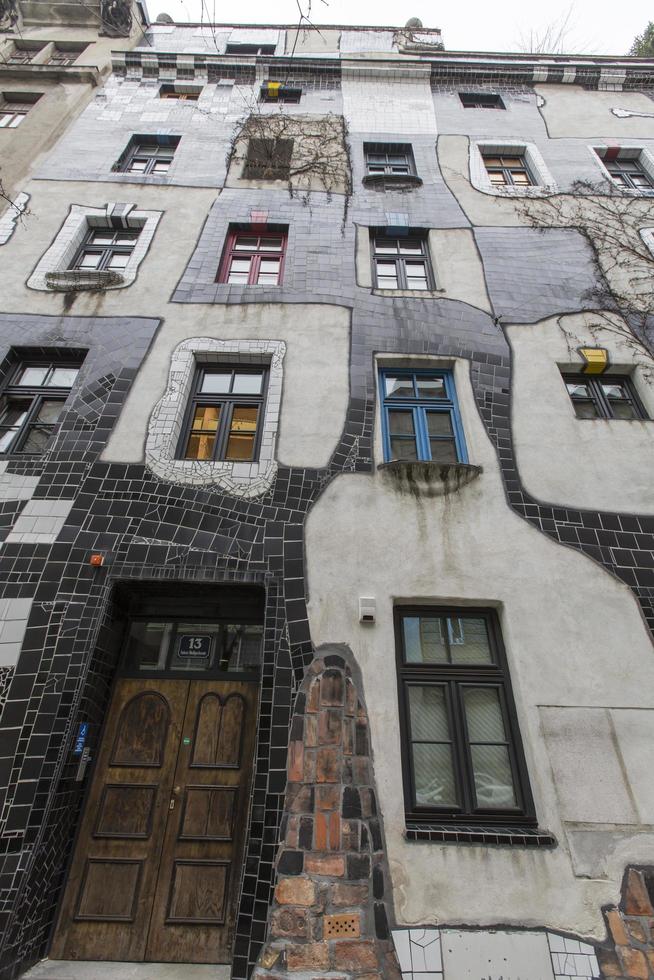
[52,676,258,964]
[51,679,188,961]
[145,680,257,963]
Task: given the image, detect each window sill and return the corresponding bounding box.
[45,269,125,291]
[362,173,423,189]
[372,288,444,298]
[405,822,556,847]
[378,460,482,497]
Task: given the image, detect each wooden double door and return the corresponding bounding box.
[52,676,258,963]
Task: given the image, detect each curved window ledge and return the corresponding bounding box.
[378,460,482,496]
[45,269,125,291]
[405,823,556,847]
[362,174,423,190]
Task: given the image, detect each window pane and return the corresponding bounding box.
[256,258,280,283]
[409,685,450,741]
[388,409,415,435]
[374,240,398,254]
[398,240,423,255]
[566,382,590,399]
[232,372,263,394]
[125,621,170,670]
[0,113,13,128]
[233,236,258,250]
[191,405,220,430]
[385,376,414,398]
[185,434,215,459]
[403,616,447,664]
[416,376,446,398]
[464,688,506,741]
[48,367,79,388]
[511,171,531,185]
[36,400,64,424]
[413,743,457,806]
[78,251,102,269]
[470,744,516,808]
[22,426,54,453]
[226,406,258,460]
[259,237,284,251]
[89,231,115,245]
[0,401,30,452]
[16,367,48,386]
[228,258,251,281]
[489,172,507,185]
[200,373,231,394]
[429,440,458,463]
[129,160,148,172]
[426,413,454,437]
[602,383,628,400]
[390,437,418,460]
[114,232,138,245]
[573,400,599,419]
[108,252,130,269]
[610,401,638,420]
[449,617,493,664]
[152,161,170,173]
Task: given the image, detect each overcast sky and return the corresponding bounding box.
[145,0,651,56]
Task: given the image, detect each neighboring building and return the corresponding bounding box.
[0,16,652,980]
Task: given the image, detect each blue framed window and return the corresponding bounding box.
[380,369,468,464]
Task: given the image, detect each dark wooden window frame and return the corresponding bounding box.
[217,228,288,286]
[394,606,536,826]
[177,363,269,463]
[0,358,81,455]
[364,143,417,177]
[601,154,654,193]
[70,227,140,271]
[459,92,505,109]
[370,233,435,291]
[481,151,535,187]
[118,136,180,175]
[562,373,648,420]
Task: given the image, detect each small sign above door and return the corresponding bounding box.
[177,634,213,659]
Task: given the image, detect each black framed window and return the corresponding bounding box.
[460,92,505,109]
[371,234,433,290]
[364,143,416,176]
[179,365,268,462]
[260,84,301,104]
[563,374,647,420]
[70,227,140,272]
[395,608,535,825]
[225,43,276,55]
[0,360,81,454]
[244,137,293,180]
[118,136,180,175]
[482,152,534,187]
[599,154,654,193]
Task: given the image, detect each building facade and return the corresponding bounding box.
[0,15,653,980]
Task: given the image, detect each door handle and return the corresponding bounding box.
[169,786,181,810]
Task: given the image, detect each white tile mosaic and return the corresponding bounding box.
[145,338,285,498]
[4,499,74,546]
[0,192,30,246]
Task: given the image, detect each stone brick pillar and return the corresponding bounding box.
[599,868,654,978]
[252,648,400,980]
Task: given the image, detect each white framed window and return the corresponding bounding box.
[145,338,285,498]
[27,203,161,291]
[470,140,557,196]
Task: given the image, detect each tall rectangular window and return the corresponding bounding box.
[0,359,81,454]
[179,365,268,462]
[371,234,433,291]
[380,369,467,463]
[482,152,533,187]
[70,227,140,271]
[395,607,535,825]
[218,229,287,285]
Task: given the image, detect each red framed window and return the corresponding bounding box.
[217,229,287,286]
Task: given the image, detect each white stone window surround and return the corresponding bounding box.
[145,338,285,498]
[27,203,162,291]
[590,144,654,195]
[641,227,654,258]
[470,138,558,196]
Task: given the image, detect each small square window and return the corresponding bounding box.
[364,143,416,177]
[243,137,293,180]
[482,152,534,187]
[380,368,467,463]
[459,92,505,109]
[371,234,434,291]
[395,607,535,825]
[217,228,287,286]
[562,373,647,420]
[179,364,269,462]
[159,84,201,101]
[0,356,82,455]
